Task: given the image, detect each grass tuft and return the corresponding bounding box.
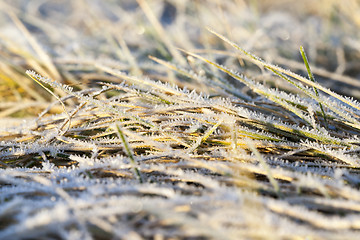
[1,1,360,239]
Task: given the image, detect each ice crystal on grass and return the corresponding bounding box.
[2,0,360,239]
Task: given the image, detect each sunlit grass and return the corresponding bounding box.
[1,1,360,239]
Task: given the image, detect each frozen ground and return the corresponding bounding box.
[1,0,360,239]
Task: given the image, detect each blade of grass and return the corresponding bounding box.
[244,138,281,197]
[26,71,71,136]
[300,46,328,128]
[187,118,223,153]
[114,123,144,183]
[8,11,61,81]
[137,0,186,65]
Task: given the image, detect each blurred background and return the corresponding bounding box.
[1,0,360,117]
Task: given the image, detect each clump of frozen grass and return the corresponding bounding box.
[2,0,360,239]
[1,43,360,238]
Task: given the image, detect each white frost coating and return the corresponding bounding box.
[41,160,56,171]
[23,203,70,229]
[70,155,95,167]
[1,20,360,239]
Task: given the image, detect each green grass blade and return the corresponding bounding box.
[115,123,144,183]
[300,46,328,128]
